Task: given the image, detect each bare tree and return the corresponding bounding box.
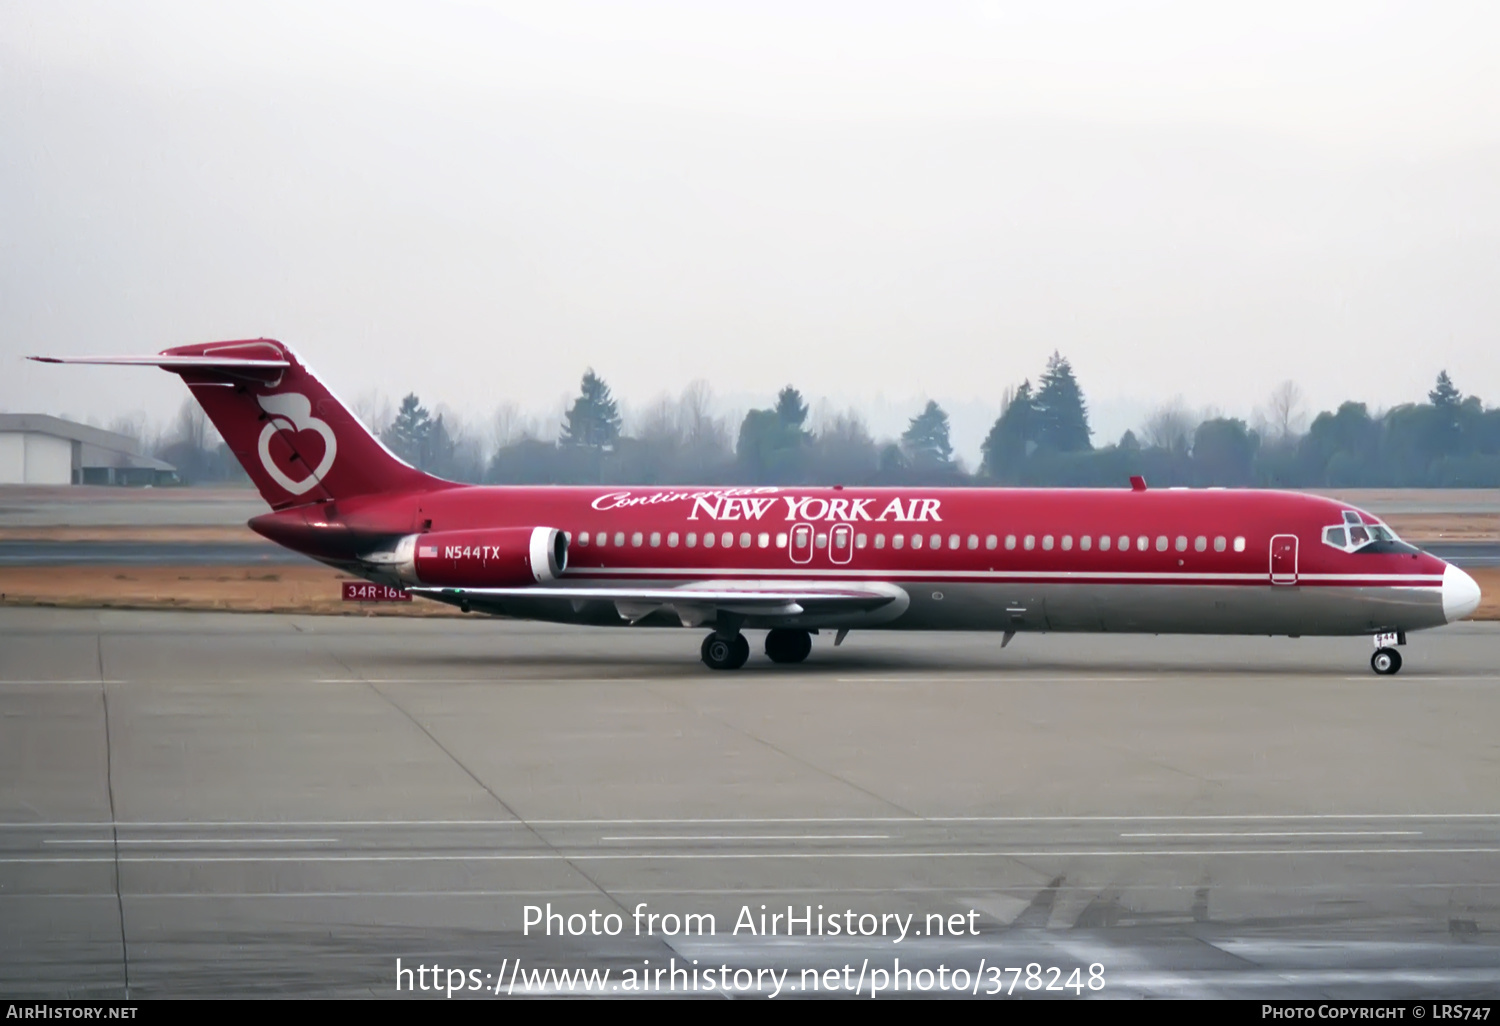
[1259,380,1307,441]
[678,380,727,452]
[168,398,210,450]
[352,390,393,435]
[107,413,150,454]
[432,406,487,482]
[489,400,538,450]
[635,394,682,445]
[1141,399,1198,455]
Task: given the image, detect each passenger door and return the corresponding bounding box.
[1270,534,1298,585]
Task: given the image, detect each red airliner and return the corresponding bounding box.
[33,339,1481,675]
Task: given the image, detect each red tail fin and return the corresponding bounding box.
[32,339,448,508]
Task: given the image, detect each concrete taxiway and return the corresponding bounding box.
[2,609,1499,999]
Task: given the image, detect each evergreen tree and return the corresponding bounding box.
[1429,370,1461,411]
[736,385,812,483]
[1426,370,1463,456]
[980,380,1035,478]
[1033,351,1091,451]
[774,386,810,437]
[420,413,457,475]
[560,370,621,450]
[382,393,433,466]
[901,401,953,465]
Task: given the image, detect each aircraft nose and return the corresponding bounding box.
[1442,563,1482,623]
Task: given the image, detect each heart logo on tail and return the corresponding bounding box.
[257,392,337,495]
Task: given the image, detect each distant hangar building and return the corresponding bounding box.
[0,414,178,486]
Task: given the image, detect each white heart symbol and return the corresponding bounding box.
[256,392,337,495]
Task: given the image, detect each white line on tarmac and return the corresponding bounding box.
[4,813,1500,828]
[0,680,131,685]
[835,676,1153,683]
[600,834,890,842]
[13,881,1500,900]
[43,838,340,845]
[1120,831,1424,839]
[5,846,1500,864]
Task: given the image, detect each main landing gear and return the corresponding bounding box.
[764,628,813,664]
[700,628,814,670]
[701,632,750,670]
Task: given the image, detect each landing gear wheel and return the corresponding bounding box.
[765,629,812,664]
[765,628,813,664]
[1371,647,1402,676]
[702,632,749,670]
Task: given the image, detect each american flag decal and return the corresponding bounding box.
[419,545,438,558]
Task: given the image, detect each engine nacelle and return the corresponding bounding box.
[379,526,568,588]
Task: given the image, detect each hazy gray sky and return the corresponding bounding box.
[4,1,1498,463]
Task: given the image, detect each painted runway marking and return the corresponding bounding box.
[836,676,1153,683]
[6,847,1500,864]
[43,838,341,846]
[600,834,890,842]
[1120,831,1424,839]
[13,881,1500,900]
[5,813,1500,829]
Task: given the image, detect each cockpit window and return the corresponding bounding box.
[1323,512,1416,554]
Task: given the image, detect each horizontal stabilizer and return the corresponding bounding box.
[29,339,447,506]
[28,355,289,369]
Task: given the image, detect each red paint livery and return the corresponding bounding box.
[32,340,1482,674]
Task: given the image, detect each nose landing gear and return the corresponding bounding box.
[1369,630,1406,675]
[1371,648,1402,675]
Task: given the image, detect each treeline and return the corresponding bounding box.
[133,357,1500,488]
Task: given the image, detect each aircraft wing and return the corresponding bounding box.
[408,582,900,620]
